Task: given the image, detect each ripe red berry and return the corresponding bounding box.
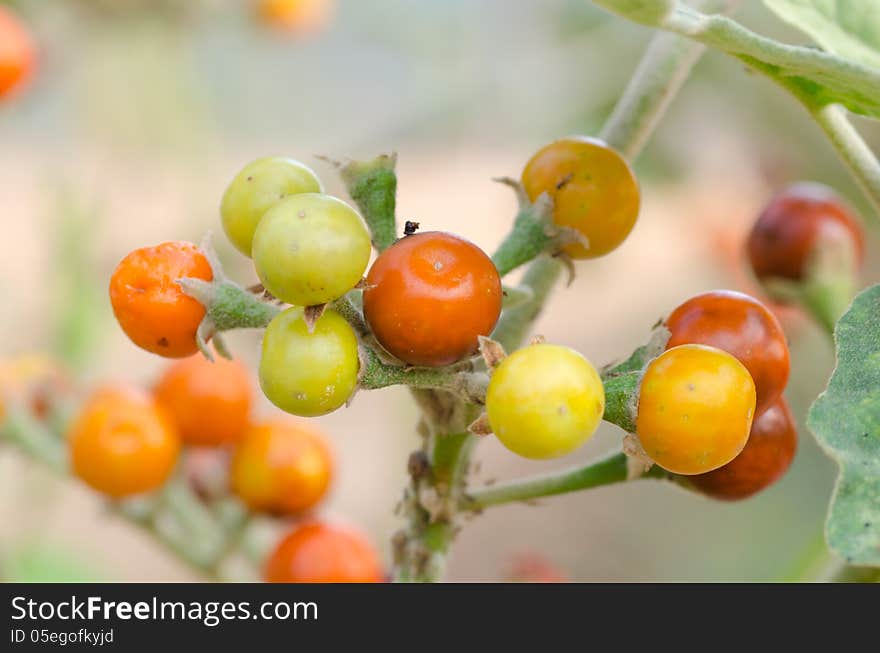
[363,232,502,367]
[747,182,864,282]
[666,290,790,416]
[690,397,797,500]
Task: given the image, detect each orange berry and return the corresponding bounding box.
[154,355,253,447]
[637,344,756,475]
[0,7,36,100]
[109,241,212,358]
[264,522,383,583]
[257,0,336,35]
[69,386,180,498]
[230,418,332,515]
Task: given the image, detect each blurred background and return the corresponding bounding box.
[1,0,878,582]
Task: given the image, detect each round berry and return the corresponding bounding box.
[747,182,864,282]
[521,136,640,259]
[264,522,383,583]
[153,355,252,447]
[363,232,502,367]
[109,241,213,358]
[0,7,36,100]
[259,307,359,416]
[666,290,789,416]
[486,344,605,460]
[252,193,371,307]
[221,157,323,257]
[69,386,180,498]
[230,418,333,515]
[690,397,797,500]
[637,344,756,475]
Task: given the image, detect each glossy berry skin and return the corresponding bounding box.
[666,290,790,416]
[690,397,797,500]
[109,241,212,358]
[259,307,359,417]
[363,232,502,367]
[253,193,371,307]
[221,157,323,257]
[747,182,864,282]
[264,522,383,583]
[486,344,605,460]
[230,419,333,514]
[637,344,756,476]
[0,7,36,100]
[153,355,252,447]
[521,136,640,259]
[69,386,180,498]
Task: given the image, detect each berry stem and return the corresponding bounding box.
[359,347,488,405]
[462,452,673,510]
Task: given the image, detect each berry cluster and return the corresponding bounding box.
[101,137,866,582]
[64,354,381,583]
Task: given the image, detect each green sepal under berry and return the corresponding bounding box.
[490,178,588,277]
[808,283,880,567]
[176,234,282,361]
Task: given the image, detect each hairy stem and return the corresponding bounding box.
[810,103,880,218]
[359,348,488,404]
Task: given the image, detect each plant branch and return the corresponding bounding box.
[463,452,672,510]
[359,348,488,405]
[809,103,880,218]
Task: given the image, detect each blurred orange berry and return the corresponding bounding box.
[69,386,180,498]
[507,553,567,583]
[0,6,36,100]
[154,355,252,447]
[230,418,333,515]
[256,0,336,35]
[264,522,383,583]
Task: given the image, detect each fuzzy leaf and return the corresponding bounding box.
[808,284,880,566]
[764,0,880,69]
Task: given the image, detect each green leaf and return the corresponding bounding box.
[808,284,880,567]
[764,0,880,70]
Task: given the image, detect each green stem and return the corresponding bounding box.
[359,348,488,404]
[492,257,564,352]
[600,22,709,157]
[2,408,67,473]
[809,103,880,218]
[464,452,671,510]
